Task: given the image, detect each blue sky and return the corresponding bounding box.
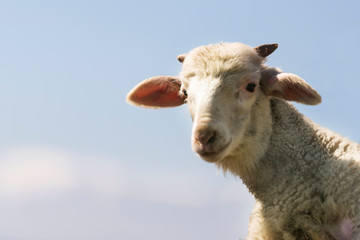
[0,1,359,239]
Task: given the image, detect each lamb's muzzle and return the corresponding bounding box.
[192,123,231,162]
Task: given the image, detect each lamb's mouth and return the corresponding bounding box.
[197,140,231,162]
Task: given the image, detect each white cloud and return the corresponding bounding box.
[0,145,129,200]
[0,145,252,206]
[0,145,254,240]
[0,146,75,198]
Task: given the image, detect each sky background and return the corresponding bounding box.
[0,0,359,239]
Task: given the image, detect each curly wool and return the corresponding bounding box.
[218,98,360,239]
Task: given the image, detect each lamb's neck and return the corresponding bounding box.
[266,99,321,161]
[265,98,357,165]
[243,99,357,199]
[244,99,324,194]
[217,97,356,194]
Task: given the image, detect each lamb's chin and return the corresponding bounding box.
[198,152,222,163]
[196,141,231,163]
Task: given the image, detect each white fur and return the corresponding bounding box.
[127,42,360,240]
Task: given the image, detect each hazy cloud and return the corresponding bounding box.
[0,145,250,206]
[0,146,75,199]
[0,145,254,240]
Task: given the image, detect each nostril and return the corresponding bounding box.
[195,129,217,147]
[207,131,216,144]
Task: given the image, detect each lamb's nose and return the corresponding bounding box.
[194,127,217,149]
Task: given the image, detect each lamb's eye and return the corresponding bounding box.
[246,83,257,93]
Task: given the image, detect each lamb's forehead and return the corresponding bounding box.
[181,42,263,78]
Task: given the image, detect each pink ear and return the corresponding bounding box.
[260,69,321,105]
[126,76,185,108]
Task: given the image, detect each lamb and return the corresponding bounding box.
[126,42,360,240]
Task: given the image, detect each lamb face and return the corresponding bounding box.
[179,43,264,162]
[126,41,321,165]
